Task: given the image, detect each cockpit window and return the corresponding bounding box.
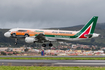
[8,31,11,32]
[18,30,27,32]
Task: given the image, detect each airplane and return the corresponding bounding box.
[4,16,100,47]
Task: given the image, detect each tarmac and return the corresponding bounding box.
[0,60,105,66]
[0,56,105,66]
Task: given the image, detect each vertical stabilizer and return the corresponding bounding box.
[75,16,98,38]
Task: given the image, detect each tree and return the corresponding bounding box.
[91,47,94,51]
[76,47,81,50]
[1,51,6,55]
[8,53,12,55]
[24,48,29,52]
[13,51,19,54]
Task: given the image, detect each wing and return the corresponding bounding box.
[35,33,47,43]
[35,33,56,43]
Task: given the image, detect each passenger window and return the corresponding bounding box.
[18,30,27,32]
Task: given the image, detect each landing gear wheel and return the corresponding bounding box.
[15,43,17,45]
[42,44,46,47]
[12,33,16,37]
[49,43,53,47]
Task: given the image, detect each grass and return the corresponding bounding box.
[0,57,105,60]
[0,66,105,70]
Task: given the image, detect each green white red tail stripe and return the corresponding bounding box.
[79,25,92,38]
[72,16,98,39]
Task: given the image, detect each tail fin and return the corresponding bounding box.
[75,16,98,38]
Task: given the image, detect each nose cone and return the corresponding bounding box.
[4,32,11,37]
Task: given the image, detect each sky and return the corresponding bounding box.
[0,0,105,29]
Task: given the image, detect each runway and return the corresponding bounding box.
[0,60,105,66]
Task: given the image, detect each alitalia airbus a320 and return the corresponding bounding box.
[4,16,100,47]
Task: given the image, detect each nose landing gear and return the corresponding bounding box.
[15,39,18,45]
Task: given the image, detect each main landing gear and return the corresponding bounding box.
[49,43,53,47]
[42,44,46,47]
[42,42,53,47]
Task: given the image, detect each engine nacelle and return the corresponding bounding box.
[25,37,36,43]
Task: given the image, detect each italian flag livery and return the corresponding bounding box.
[4,16,100,47]
[74,16,98,39]
[40,16,99,41]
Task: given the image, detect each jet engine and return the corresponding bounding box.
[25,37,37,43]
